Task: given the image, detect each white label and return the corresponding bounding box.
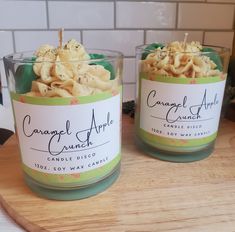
[13,95,121,174]
[140,79,225,139]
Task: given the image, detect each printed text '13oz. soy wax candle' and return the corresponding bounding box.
[135,37,230,162]
[4,36,123,200]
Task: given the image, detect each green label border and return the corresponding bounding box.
[11,86,122,106]
[140,72,226,84]
[138,128,217,148]
[22,154,121,186]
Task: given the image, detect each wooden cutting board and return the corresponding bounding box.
[1,116,235,232]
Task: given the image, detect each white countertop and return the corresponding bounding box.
[0,207,24,231]
[0,86,21,230]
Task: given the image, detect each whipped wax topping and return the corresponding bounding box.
[26,39,118,97]
[141,41,222,78]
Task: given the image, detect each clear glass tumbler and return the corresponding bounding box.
[4,49,123,200]
[135,44,230,162]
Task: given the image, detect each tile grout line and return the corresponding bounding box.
[12,31,16,53]
[233,6,235,55]
[202,31,205,45]
[143,30,146,44]
[45,0,50,30]
[175,2,179,29]
[233,5,235,29]
[35,0,235,4]
[0,0,234,4]
[2,28,234,32]
[123,82,136,85]
[114,0,117,29]
[81,30,84,44]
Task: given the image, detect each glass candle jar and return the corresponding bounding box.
[135,43,230,162]
[4,49,123,200]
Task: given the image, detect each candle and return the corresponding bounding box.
[3,32,123,200]
[135,37,230,162]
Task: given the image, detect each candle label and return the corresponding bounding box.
[11,90,121,185]
[138,74,226,147]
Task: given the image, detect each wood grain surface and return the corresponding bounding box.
[0,116,235,232]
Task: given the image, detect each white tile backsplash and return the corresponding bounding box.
[0,1,47,29]
[14,31,81,52]
[116,2,176,29]
[0,32,14,58]
[146,31,203,44]
[123,83,136,102]
[178,3,234,29]
[123,58,136,83]
[48,1,114,29]
[204,31,234,50]
[0,0,234,105]
[83,30,144,56]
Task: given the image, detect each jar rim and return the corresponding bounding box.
[136,44,230,56]
[3,48,124,64]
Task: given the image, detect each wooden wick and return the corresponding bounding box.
[58,28,64,49]
[183,32,189,50]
